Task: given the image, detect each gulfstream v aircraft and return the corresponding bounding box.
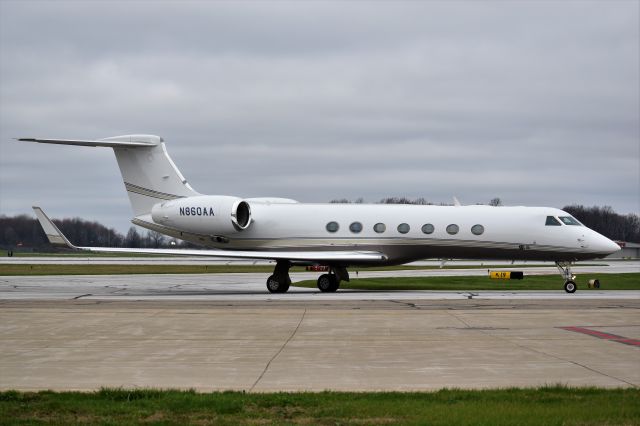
[21,134,620,293]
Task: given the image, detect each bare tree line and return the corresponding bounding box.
[0,214,176,250]
[331,196,504,206]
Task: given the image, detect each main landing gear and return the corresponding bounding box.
[266,260,291,293]
[556,261,577,293]
[265,261,349,294]
[317,266,349,293]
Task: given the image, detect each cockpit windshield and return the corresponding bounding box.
[545,216,561,226]
[559,216,582,226]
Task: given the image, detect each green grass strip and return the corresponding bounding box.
[1,387,638,425]
[295,273,640,291]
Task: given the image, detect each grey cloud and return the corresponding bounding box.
[1,0,637,232]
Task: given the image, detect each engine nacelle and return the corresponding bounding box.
[151,195,252,235]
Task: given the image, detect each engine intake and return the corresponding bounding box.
[231,200,251,230]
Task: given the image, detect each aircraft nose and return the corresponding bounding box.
[593,233,621,255]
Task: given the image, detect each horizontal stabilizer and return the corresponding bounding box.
[18,135,160,148]
[32,207,387,264]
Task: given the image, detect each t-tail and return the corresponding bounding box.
[19,135,199,216]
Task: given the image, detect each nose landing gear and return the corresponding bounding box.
[556,262,577,293]
[563,280,577,293]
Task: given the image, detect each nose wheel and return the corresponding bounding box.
[556,262,577,293]
[563,280,577,293]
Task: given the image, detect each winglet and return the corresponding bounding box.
[32,207,77,249]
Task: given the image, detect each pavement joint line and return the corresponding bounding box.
[72,294,91,300]
[388,300,419,310]
[446,310,474,328]
[250,308,307,392]
[1,298,638,391]
[486,327,638,388]
[442,310,638,388]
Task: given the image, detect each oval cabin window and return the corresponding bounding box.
[349,222,363,233]
[374,223,386,233]
[421,224,434,234]
[326,221,339,233]
[471,224,484,235]
[446,224,459,235]
[397,223,410,234]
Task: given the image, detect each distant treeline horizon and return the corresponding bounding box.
[1,201,638,250]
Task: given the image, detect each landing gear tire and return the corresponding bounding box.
[266,275,290,293]
[557,262,578,294]
[317,274,339,292]
[564,280,577,294]
[266,260,292,294]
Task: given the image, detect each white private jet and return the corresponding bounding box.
[20,134,620,293]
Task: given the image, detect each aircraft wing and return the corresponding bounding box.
[32,207,387,264]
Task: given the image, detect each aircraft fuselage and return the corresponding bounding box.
[140,199,618,265]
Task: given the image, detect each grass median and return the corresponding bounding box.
[1,387,638,425]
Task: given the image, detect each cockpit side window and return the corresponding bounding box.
[545,216,561,226]
[559,216,582,226]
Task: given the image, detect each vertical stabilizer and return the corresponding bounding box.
[19,134,200,216]
[107,136,199,216]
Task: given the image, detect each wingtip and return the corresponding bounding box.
[32,206,76,249]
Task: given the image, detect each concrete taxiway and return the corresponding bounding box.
[1,266,639,392]
[1,271,640,301]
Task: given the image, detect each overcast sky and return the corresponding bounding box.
[1,0,638,233]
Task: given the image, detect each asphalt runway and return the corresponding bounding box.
[1,264,639,391]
